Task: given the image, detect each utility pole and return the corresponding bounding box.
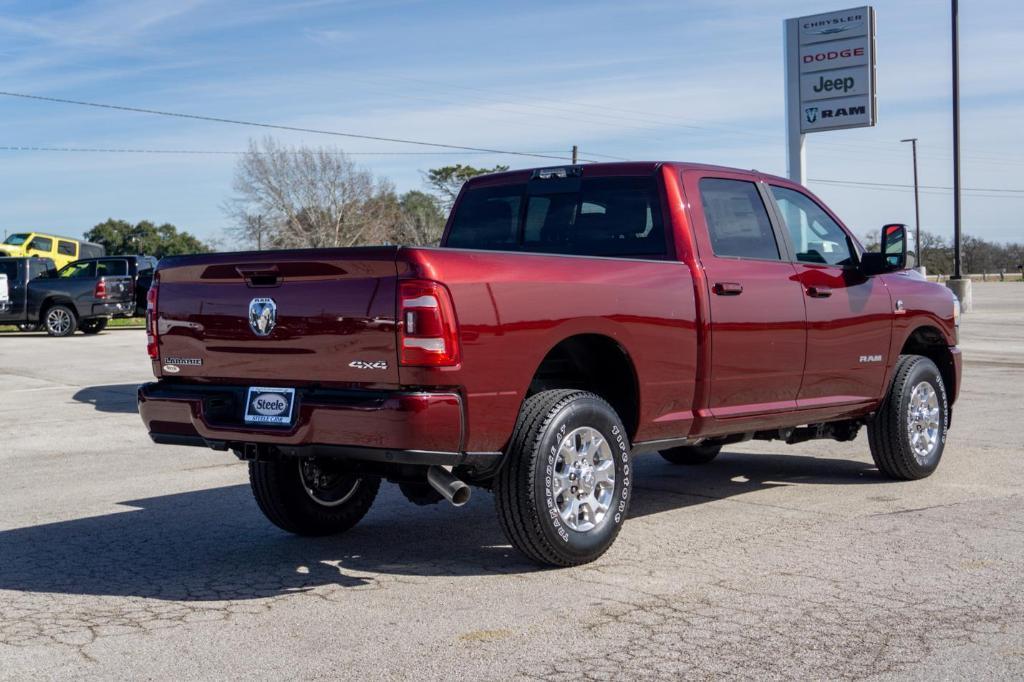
[946,0,972,310]
[571,145,578,165]
[900,137,921,264]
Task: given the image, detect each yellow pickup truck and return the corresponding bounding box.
[0,232,105,269]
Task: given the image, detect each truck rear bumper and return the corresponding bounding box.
[91,301,133,317]
[138,381,500,468]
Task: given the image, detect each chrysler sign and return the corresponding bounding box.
[786,6,876,134]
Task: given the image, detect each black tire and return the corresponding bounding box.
[660,443,722,465]
[868,355,949,480]
[79,319,108,335]
[494,390,632,567]
[398,481,443,506]
[248,458,380,536]
[43,304,77,337]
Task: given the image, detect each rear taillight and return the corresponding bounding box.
[146,275,159,360]
[94,279,107,299]
[398,279,460,367]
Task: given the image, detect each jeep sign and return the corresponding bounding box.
[801,67,869,99]
[786,6,876,135]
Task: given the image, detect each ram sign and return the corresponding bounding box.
[786,6,876,133]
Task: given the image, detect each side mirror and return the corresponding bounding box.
[862,223,915,275]
[882,223,916,270]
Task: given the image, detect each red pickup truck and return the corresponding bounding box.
[139,162,961,566]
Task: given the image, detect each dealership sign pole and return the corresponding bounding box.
[785,6,877,184]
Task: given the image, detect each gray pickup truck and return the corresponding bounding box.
[0,256,137,336]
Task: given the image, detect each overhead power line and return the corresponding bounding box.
[2,142,1020,197]
[0,91,599,163]
[809,177,1024,195]
[0,145,516,156]
[0,142,633,163]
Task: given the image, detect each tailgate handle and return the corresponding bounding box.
[236,265,280,287]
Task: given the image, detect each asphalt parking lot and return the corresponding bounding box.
[1,282,1022,680]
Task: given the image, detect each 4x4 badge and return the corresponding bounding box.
[249,298,277,336]
[348,360,389,370]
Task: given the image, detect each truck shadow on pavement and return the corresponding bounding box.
[0,452,881,602]
[72,383,140,413]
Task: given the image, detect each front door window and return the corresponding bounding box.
[770,186,856,267]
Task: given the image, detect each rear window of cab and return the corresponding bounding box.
[445,175,668,259]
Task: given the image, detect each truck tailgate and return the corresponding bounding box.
[154,248,400,386]
[101,275,134,302]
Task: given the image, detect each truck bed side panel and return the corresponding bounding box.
[399,248,698,452]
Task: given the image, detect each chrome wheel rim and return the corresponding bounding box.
[46,308,72,335]
[297,459,361,507]
[550,426,616,533]
[907,381,941,464]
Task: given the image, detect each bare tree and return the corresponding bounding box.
[225,138,395,249]
[223,209,273,250]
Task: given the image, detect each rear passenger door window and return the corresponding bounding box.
[28,236,53,253]
[770,186,856,267]
[58,240,77,257]
[699,179,781,261]
[59,261,95,279]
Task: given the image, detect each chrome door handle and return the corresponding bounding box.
[806,285,832,298]
[713,282,743,296]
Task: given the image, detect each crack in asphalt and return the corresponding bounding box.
[522,499,1024,680]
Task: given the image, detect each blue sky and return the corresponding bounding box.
[1,0,1021,245]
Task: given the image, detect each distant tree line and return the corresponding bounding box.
[80,149,1024,268]
[863,229,1024,275]
[76,139,509,258]
[85,219,211,258]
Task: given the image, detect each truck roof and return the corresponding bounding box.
[5,231,100,245]
[464,161,796,188]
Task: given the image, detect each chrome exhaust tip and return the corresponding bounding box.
[426,466,471,507]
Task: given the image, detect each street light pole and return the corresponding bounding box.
[951,0,962,280]
[946,0,972,310]
[900,138,921,264]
